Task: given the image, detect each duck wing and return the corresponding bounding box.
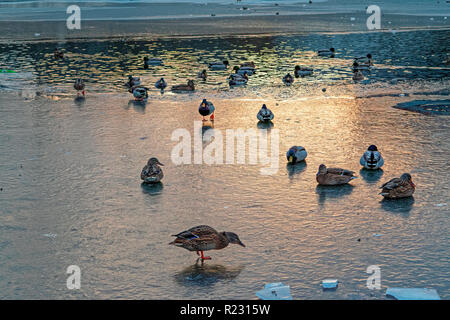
[327,168,355,176]
[380,177,403,190]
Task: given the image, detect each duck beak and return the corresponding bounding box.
[157,161,164,166]
[410,181,415,187]
[288,156,293,163]
[238,241,246,247]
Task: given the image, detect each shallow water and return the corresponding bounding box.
[0,30,449,299]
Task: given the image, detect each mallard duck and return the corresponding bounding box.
[73,78,85,96]
[233,66,255,76]
[171,80,195,92]
[257,104,274,122]
[132,86,149,101]
[286,146,307,164]
[146,57,163,66]
[197,69,207,80]
[126,75,141,89]
[294,65,313,77]
[155,77,167,89]
[354,53,373,66]
[169,225,245,261]
[360,145,384,169]
[198,99,215,121]
[316,164,357,185]
[141,157,164,183]
[353,70,364,81]
[379,173,415,199]
[318,48,335,57]
[283,73,294,85]
[229,73,248,86]
[209,60,229,70]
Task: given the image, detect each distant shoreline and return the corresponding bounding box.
[1,12,449,43]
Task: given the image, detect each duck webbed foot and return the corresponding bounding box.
[200,251,211,260]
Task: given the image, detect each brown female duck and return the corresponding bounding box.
[141,157,164,184]
[379,173,415,199]
[171,80,195,92]
[316,164,357,185]
[169,225,245,260]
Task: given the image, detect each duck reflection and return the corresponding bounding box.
[316,184,354,205]
[359,168,384,184]
[127,100,146,114]
[174,262,245,287]
[286,162,307,179]
[74,96,86,106]
[257,121,274,130]
[141,182,164,195]
[380,197,414,216]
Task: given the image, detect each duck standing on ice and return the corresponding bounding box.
[360,145,384,169]
[141,157,164,184]
[316,164,357,185]
[286,146,307,164]
[131,86,149,101]
[169,225,245,261]
[155,78,167,90]
[283,73,294,85]
[198,99,215,121]
[379,173,415,199]
[257,104,274,122]
[74,78,85,96]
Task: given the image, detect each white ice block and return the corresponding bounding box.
[386,288,441,300]
[322,279,339,289]
[256,282,293,300]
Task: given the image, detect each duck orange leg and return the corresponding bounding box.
[210,112,215,121]
[200,251,211,260]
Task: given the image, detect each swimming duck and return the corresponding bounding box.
[316,164,357,185]
[360,145,384,169]
[155,77,167,89]
[257,104,274,122]
[73,78,85,96]
[198,99,215,121]
[354,53,373,66]
[126,75,141,89]
[197,69,207,80]
[131,86,149,101]
[294,65,313,77]
[233,66,255,76]
[171,80,195,92]
[352,70,364,81]
[318,48,335,57]
[146,57,163,66]
[209,60,229,70]
[379,173,415,199]
[54,48,64,59]
[286,146,307,164]
[141,157,164,184]
[169,225,245,261]
[229,73,248,86]
[283,73,294,85]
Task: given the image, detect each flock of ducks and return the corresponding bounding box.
[62,47,413,262]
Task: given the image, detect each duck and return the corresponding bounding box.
[360,145,384,169]
[126,75,141,89]
[282,73,294,85]
[354,53,373,66]
[229,73,248,86]
[171,80,195,92]
[198,98,215,121]
[131,86,149,101]
[233,65,255,76]
[73,78,85,96]
[209,60,229,70]
[197,69,207,80]
[318,47,335,57]
[286,146,307,164]
[141,157,164,184]
[316,164,357,185]
[352,70,364,81]
[257,104,274,122]
[155,77,167,89]
[169,225,245,261]
[143,57,149,69]
[294,65,313,77]
[379,173,415,199]
[145,57,163,66]
[54,48,64,59]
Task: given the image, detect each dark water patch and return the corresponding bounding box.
[393,100,450,115]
